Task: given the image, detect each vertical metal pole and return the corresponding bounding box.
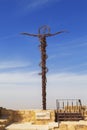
[76,100,78,111]
[56,100,60,128]
[67,100,69,112]
[72,101,73,111]
[63,102,64,109]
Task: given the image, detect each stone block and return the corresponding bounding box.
[68,125,75,130]
[59,124,68,130]
[75,125,87,130]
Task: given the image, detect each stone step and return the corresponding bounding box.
[6,122,59,130]
[6,124,48,130]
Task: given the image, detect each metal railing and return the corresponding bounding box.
[56,99,83,127]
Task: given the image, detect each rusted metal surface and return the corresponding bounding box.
[21,25,65,110]
[38,37,48,110]
[56,99,84,123]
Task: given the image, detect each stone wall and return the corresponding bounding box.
[0,108,55,127]
[59,122,87,130]
[0,106,87,126]
[13,110,55,124]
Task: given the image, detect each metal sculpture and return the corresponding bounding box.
[21,25,65,110]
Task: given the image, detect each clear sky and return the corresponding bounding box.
[0,0,87,110]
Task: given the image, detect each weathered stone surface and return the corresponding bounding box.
[59,124,68,130]
[5,122,59,130]
[36,111,50,119]
[75,125,87,130]
[60,121,87,130]
[12,110,55,124]
[1,107,87,129]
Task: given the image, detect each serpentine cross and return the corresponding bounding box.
[21,25,65,110]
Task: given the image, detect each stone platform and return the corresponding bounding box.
[1,107,87,130]
[6,122,58,130]
[5,121,87,130]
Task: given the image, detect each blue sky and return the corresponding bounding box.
[0,0,87,110]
